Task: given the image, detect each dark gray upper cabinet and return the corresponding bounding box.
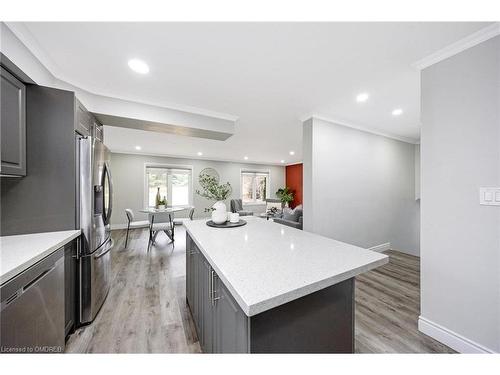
[1,66,26,176]
[75,99,92,136]
[1,85,77,236]
[92,117,104,142]
[75,99,104,141]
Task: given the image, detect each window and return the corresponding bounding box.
[241,171,269,204]
[145,166,192,207]
[171,171,190,206]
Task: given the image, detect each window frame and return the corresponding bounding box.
[240,169,271,205]
[144,163,193,208]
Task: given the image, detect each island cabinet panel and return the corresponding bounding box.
[195,257,204,348]
[186,233,250,353]
[200,257,215,353]
[250,278,354,353]
[185,236,194,309]
[213,276,249,353]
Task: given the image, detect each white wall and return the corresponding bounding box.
[110,153,285,226]
[303,117,420,255]
[419,36,500,353]
[415,144,421,200]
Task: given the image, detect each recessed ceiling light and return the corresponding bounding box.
[289,151,295,156]
[197,151,203,156]
[244,156,249,160]
[135,146,141,150]
[356,92,369,103]
[280,160,285,164]
[392,108,403,116]
[128,59,149,74]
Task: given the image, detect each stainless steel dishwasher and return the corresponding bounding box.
[0,247,65,353]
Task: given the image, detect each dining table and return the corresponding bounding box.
[139,206,192,246]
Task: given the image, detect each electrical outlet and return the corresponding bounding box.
[480,187,500,206]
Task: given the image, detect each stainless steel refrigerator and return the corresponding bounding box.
[77,136,114,324]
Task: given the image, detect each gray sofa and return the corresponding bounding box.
[230,199,254,216]
[273,205,303,230]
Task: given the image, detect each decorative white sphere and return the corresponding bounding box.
[211,210,227,224]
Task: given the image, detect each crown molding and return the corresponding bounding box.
[4,22,62,77]
[412,22,500,71]
[302,113,420,145]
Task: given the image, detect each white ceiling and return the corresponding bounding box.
[15,22,490,164]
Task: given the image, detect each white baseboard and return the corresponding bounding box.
[111,223,149,230]
[368,242,391,252]
[418,316,496,353]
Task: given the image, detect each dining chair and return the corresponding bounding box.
[124,209,149,247]
[173,207,195,225]
[147,212,174,252]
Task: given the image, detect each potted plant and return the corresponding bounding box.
[276,187,294,208]
[196,173,232,224]
[157,197,167,210]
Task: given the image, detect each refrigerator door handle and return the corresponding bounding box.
[103,162,113,225]
[78,136,92,254]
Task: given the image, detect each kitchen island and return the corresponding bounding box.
[184,217,388,353]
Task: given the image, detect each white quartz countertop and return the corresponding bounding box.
[184,217,388,316]
[0,230,81,285]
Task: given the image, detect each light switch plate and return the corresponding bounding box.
[480,187,500,206]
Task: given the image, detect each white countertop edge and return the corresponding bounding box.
[184,226,389,317]
[247,256,388,316]
[0,230,81,285]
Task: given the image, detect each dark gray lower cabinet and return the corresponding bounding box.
[0,248,65,353]
[186,233,354,353]
[64,239,78,338]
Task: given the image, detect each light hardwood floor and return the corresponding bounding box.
[355,250,454,353]
[66,226,201,353]
[66,226,454,353]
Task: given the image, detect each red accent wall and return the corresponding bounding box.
[285,163,303,208]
